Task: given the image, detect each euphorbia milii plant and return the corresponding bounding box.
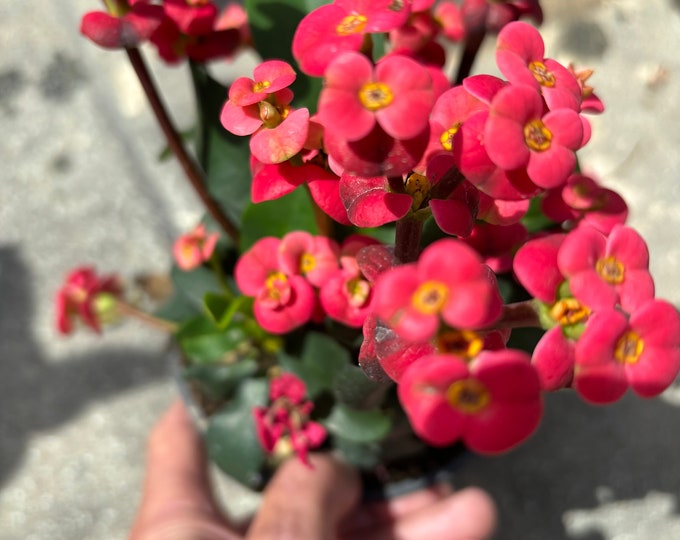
[68,0,680,491]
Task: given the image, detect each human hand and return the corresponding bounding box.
[129,400,497,540]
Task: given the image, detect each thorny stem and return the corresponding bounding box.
[115,299,178,333]
[455,28,486,85]
[125,48,240,244]
[394,216,424,264]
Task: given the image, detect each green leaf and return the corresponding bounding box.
[153,289,202,323]
[180,326,250,364]
[171,264,223,311]
[240,187,318,251]
[521,196,556,234]
[183,359,258,400]
[279,331,351,398]
[333,436,382,469]
[333,364,388,409]
[205,379,268,488]
[324,404,392,443]
[190,63,252,228]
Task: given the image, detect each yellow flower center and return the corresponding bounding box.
[523,119,552,151]
[412,281,449,315]
[265,272,288,301]
[446,379,491,414]
[346,277,370,307]
[596,256,625,284]
[336,14,368,35]
[404,173,431,210]
[436,330,484,359]
[300,253,316,274]
[614,330,644,364]
[358,82,394,111]
[253,80,271,93]
[440,124,461,151]
[550,298,591,326]
[528,60,556,87]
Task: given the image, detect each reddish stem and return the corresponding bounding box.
[125,47,240,244]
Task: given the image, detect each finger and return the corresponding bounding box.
[344,483,453,533]
[350,486,497,540]
[247,453,360,540]
[129,400,235,540]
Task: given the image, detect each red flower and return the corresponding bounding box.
[292,0,411,76]
[485,84,584,189]
[495,21,582,111]
[317,52,434,142]
[558,224,655,313]
[574,300,680,404]
[398,350,543,453]
[372,238,502,342]
[234,237,315,334]
[55,267,122,335]
[80,1,163,49]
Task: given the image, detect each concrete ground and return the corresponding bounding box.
[1,0,679,538]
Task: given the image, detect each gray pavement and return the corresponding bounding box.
[1,0,680,538]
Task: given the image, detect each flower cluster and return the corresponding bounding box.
[235,232,377,334]
[70,0,680,479]
[253,372,326,466]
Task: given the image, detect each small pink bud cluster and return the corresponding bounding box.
[55,267,123,335]
[234,232,378,334]
[253,373,326,466]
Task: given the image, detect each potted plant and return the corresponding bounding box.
[60,0,680,499]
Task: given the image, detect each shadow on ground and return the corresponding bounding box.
[0,246,167,487]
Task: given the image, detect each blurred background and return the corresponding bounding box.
[1,0,679,538]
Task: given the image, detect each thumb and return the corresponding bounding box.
[247,453,360,540]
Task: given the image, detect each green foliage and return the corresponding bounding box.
[205,379,269,488]
[184,359,258,401]
[332,364,387,409]
[240,187,319,251]
[279,331,350,398]
[325,403,393,443]
[190,63,252,229]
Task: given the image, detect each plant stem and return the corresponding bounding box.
[209,254,234,299]
[488,301,542,330]
[115,299,178,333]
[394,216,424,263]
[454,28,486,85]
[124,47,240,244]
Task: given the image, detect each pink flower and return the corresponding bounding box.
[574,300,680,404]
[80,1,163,49]
[541,173,628,235]
[317,52,434,142]
[234,237,315,334]
[513,233,566,304]
[253,373,327,466]
[278,232,340,288]
[557,224,655,313]
[163,0,218,36]
[292,0,411,76]
[319,235,379,328]
[398,350,543,453]
[220,62,310,164]
[459,221,528,273]
[173,223,219,271]
[372,238,502,342]
[496,21,582,111]
[485,84,584,189]
[55,266,122,335]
